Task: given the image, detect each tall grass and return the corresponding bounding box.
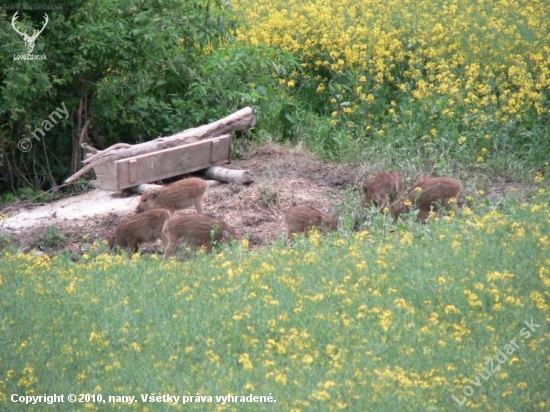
[1,189,549,410]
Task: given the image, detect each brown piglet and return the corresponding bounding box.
[108,209,171,253]
[362,171,403,210]
[162,214,236,258]
[413,173,433,187]
[391,177,463,222]
[284,204,338,244]
[136,177,207,214]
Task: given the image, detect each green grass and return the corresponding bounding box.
[1,189,549,411]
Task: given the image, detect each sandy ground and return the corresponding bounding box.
[2,189,140,233]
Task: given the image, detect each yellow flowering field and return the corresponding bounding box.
[230,0,550,163]
[234,0,549,119]
[1,190,549,410]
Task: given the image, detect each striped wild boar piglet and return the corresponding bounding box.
[362,171,403,210]
[162,214,236,258]
[391,177,463,222]
[284,204,338,244]
[108,209,171,253]
[136,177,207,214]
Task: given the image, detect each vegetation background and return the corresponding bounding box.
[0,0,549,410]
[1,192,549,410]
[0,0,548,199]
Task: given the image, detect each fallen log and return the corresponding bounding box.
[88,107,253,170]
[205,166,253,184]
[123,174,235,195]
[81,143,132,165]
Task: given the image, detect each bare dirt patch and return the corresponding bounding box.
[0,144,359,254]
[0,143,535,255]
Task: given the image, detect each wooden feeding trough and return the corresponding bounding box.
[65,107,256,190]
[90,134,232,191]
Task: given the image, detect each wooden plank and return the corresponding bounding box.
[89,162,118,190]
[211,138,226,163]
[90,135,232,190]
[88,107,254,168]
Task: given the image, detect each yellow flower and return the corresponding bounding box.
[355,260,367,270]
[379,310,393,331]
[428,312,439,325]
[311,390,330,401]
[530,291,549,311]
[302,354,314,365]
[238,353,253,370]
[274,371,287,385]
[323,380,337,389]
[463,289,482,307]
[400,232,413,245]
[444,305,460,314]
[473,282,484,291]
[395,298,415,314]
[66,281,76,294]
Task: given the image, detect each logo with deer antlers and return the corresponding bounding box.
[11,11,49,54]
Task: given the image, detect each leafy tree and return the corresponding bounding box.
[0,0,236,194]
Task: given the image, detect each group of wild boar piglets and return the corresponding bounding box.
[361,172,463,222]
[107,177,235,258]
[108,172,462,257]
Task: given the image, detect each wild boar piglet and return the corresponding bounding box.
[136,177,207,214]
[162,214,236,258]
[108,208,171,253]
[413,173,433,187]
[362,171,403,210]
[284,204,338,244]
[391,177,463,222]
